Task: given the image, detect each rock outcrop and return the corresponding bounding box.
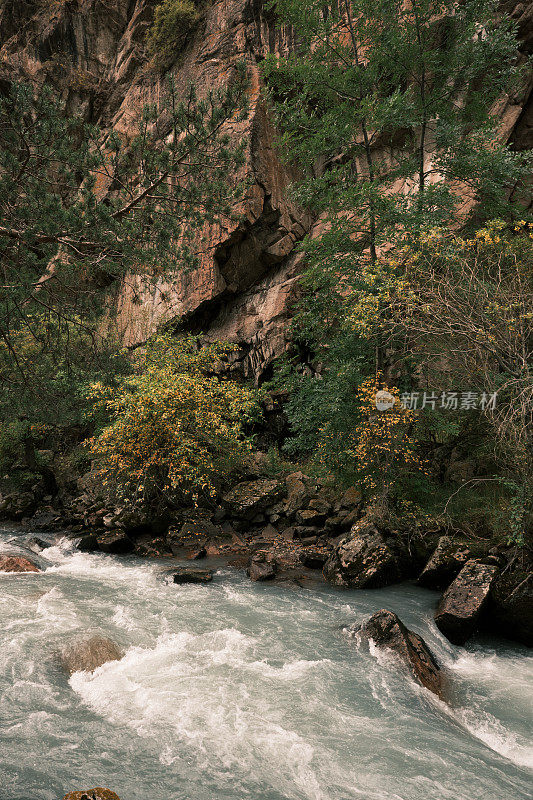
[60,636,123,675]
[0,0,530,381]
[352,609,443,697]
[323,523,403,589]
[435,560,499,645]
[417,536,471,591]
[0,555,40,573]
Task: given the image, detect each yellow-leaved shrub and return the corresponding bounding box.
[87,334,259,506]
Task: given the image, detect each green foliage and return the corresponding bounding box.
[146,0,200,67]
[87,334,261,506]
[0,72,248,431]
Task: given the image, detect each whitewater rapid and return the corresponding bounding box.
[0,528,531,800]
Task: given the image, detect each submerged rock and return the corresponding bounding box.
[63,789,121,800]
[354,609,443,696]
[435,560,499,645]
[417,536,471,590]
[487,569,533,647]
[0,555,40,573]
[172,569,213,584]
[323,523,402,589]
[60,636,123,675]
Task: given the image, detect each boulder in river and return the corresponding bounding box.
[63,789,121,800]
[172,569,213,584]
[96,530,134,554]
[60,636,123,675]
[76,533,100,552]
[487,569,533,647]
[417,535,471,591]
[0,555,40,573]
[323,523,402,589]
[435,559,499,645]
[354,609,443,697]
[248,553,277,581]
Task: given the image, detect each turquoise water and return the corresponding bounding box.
[0,527,531,800]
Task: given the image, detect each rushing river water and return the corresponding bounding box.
[0,527,532,800]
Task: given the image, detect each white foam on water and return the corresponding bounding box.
[69,627,369,800]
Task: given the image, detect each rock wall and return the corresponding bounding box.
[1,0,531,381]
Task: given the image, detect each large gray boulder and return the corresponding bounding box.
[60,636,122,675]
[222,478,283,520]
[435,560,499,645]
[417,535,471,590]
[353,609,443,696]
[323,523,402,589]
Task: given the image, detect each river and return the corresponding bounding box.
[0,527,531,800]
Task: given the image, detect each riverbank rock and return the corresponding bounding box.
[60,636,123,675]
[222,479,283,521]
[96,530,134,554]
[417,536,471,590]
[323,523,402,589]
[435,560,499,645]
[353,609,443,696]
[172,569,213,584]
[487,569,533,647]
[299,550,328,569]
[248,553,277,581]
[0,491,36,520]
[63,789,121,800]
[0,555,40,573]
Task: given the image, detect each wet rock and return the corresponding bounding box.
[223,479,283,521]
[96,530,134,554]
[323,523,402,589]
[60,636,123,675]
[29,510,58,530]
[172,569,213,584]
[435,560,499,645]
[188,547,207,560]
[417,536,471,590]
[487,569,533,647]
[75,533,100,552]
[63,789,121,800]
[0,555,40,573]
[299,550,328,569]
[248,553,277,581]
[354,609,443,696]
[27,536,53,551]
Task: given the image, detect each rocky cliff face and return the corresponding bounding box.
[1,0,531,380]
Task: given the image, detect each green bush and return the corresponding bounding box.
[146,0,200,67]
